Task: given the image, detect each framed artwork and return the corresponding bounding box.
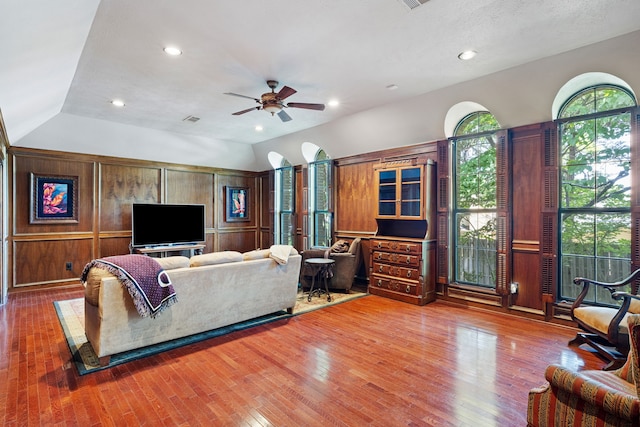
[225,186,250,222]
[30,173,78,224]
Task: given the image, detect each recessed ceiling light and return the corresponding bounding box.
[458,50,477,60]
[163,46,182,56]
[255,125,263,132]
[328,99,340,107]
[111,99,125,107]
[386,84,399,91]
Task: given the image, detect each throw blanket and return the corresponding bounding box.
[80,254,177,318]
[269,245,293,265]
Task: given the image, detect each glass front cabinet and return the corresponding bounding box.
[375,162,425,219]
[370,157,436,306]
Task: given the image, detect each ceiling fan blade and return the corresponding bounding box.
[277,109,292,122]
[286,102,325,111]
[276,86,297,100]
[224,92,260,102]
[232,106,261,115]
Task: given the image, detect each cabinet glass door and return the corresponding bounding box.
[378,170,397,216]
[400,167,421,217]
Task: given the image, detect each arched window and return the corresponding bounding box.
[301,142,332,248]
[268,152,294,245]
[558,85,636,303]
[452,111,500,288]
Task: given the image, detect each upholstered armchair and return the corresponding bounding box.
[527,313,640,427]
[300,238,362,293]
[569,269,640,370]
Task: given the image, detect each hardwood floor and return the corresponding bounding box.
[0,286,604,426]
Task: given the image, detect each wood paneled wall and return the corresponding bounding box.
[325,125,580,323]
[9,118,616,324]
[9,148,264,290]
[510,124,545,314]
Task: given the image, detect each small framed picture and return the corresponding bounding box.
[30,173,78,224]
[225,186,250,222]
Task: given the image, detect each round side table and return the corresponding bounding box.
[304,258,335,302]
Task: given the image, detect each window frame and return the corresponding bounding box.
[451,113,500,289]
[556,85,636,305]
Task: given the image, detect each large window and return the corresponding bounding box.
[308,150,332,248]
[558,85,636,304]
[269,152,295,246]
[452,112,500,287]
[275,164,294,245]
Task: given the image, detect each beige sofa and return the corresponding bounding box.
[83,248,301,365]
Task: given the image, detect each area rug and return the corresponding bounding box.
[54,287,367,375]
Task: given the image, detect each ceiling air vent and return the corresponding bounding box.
[399,0,429,10]
[182,115,200,123]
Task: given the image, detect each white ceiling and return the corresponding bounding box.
[3,0,640,170]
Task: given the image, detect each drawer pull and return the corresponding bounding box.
[407,271,412,278]
[405,245,411,252]
[377,242,382,248]
[379,265,383,272]
[405,257,411,264]
[377,279,382,287]
[376,253,382,260]
[406,285,411,293]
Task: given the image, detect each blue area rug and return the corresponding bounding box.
[54,289,367,375]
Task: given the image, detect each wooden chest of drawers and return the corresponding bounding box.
[369,236,436,305]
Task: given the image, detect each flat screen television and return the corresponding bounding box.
[132,203,205,248]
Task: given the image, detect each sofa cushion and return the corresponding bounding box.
[156,256,190,270]
[84,267,113,307]
[629,298,640,314]
[190,251,243,267]
[243,249,271,261]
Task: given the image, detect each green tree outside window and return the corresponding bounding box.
[453,112,500,287]
[558,85,636,304]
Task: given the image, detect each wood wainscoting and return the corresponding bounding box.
[9,147,268,290]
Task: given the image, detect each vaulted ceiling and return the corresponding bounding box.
[3,1,640,171]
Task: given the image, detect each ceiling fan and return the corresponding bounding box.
[224,80,325,122]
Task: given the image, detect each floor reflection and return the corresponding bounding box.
[558,349,587,371]
[312,346,331,383]
[455,325,498,426]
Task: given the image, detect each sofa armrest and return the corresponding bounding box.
[544,364,640,418]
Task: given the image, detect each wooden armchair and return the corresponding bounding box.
[569,269,640,370]
[528,313,640,427]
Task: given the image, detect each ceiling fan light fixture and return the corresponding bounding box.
[263,104,281,115]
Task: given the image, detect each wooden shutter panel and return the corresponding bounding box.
[301,165,309,250]
[436,139,449,284]
[540,122,558,300]
[495,130,510,295]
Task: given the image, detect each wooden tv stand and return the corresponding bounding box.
[132,244,205,258]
